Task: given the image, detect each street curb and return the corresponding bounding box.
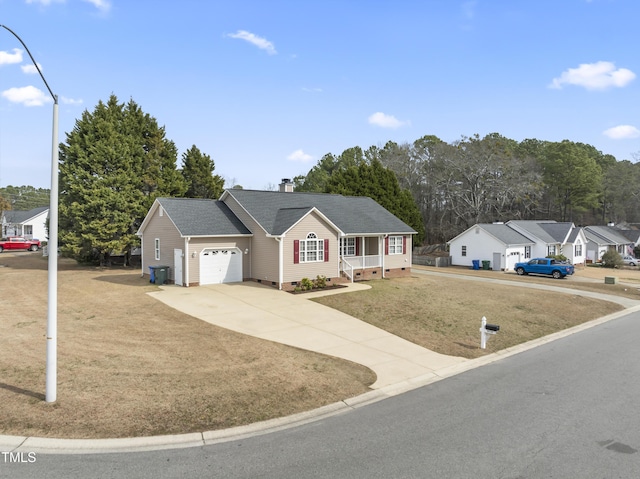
[2,306,639,455]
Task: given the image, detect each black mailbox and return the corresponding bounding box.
[485,323,500,332]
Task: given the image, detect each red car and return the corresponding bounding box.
[0,236,41,253]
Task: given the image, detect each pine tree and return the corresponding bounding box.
[181,145,224,199]
[58,95,186,264]
[325,160,425,244]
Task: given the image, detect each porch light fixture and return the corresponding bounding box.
[1,25,59,403]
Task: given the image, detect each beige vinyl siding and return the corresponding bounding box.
[384,235,413,269]
[365,236,380,255]
[223,195,279,283]
[141,206,183,282]
[284,212,338,282]
[187,237,251,284]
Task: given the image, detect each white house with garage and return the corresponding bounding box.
[448,220,587,270]
[1,206,48,240]
[137,181,416,290]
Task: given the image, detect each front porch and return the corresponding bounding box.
[339,235,384,282]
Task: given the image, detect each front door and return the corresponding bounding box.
[174,249,183,286]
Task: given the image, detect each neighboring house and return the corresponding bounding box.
[507,220,586,265]
[448,223,535,271]
[619,229,640,255]
[448,220,587,270]
[137,183,416,290]
[1,206,48,240]
[583,225,633,261]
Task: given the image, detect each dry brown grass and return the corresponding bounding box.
[0,253,374,439]
[424,263,640,300]
[1,253,634,439]
[313,274,625,359]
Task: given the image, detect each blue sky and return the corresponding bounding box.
[1,0,639,190]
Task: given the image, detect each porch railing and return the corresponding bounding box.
[341,258,354,283]
[342,254,381,269]
[340,255,381,282]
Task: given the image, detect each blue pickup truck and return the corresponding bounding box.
[514,258,574,279]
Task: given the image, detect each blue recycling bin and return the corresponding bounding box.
[472,260,480,270]
[149,266,156,283]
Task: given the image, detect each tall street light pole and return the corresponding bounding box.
[1,24,59,403]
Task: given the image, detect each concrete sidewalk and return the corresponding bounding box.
[148,282,467,390]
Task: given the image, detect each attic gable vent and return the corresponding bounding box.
[159,207,164,217]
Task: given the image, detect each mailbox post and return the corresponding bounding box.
[480,316,500,349]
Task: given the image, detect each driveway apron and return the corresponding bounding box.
[148,282,466,389]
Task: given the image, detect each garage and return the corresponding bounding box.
[200,248,243,285]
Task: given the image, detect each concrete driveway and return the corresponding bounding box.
[148,282,466,389]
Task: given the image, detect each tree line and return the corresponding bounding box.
[58,95,223,264]
[7,93,637,262]
[294,134,639,244]
[0,185,51,217]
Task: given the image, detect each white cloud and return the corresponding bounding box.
[0,48,23,66]
[227,30,277,55]
[461,1,477,19]
[60,96,83,105]
[21,62,42,74]
[550,61,636,90]
[25,0,65,5]
[301,87,323,93]
[82,0,111,13]
[368,112,410,129]
[603,125,640,139]
[287,149,313,162]
[26,0,110,11]
[1,86,52,107]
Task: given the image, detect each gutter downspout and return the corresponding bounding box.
[274,235,284,290]
[382,234,387,279]
[140,237,144,277]
[184,237,190,287]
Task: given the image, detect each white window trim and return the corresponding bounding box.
[389,236,403,255]
[461,245,467,257]
[300,232,324,263]
[340,237,356,257]
[154,238,160,261]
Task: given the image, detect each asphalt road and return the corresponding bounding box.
[4,309,640,479]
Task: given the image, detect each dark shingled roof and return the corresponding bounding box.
[584,225,630,245]
[225,189,417,235]
[507,220,573,244]
[156,198,251,237]
[3,206,48,224]
[538,222,573,243]
[620,229,640,243]
[474,223,535,245]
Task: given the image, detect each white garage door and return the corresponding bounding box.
[200,248,243,285]
[506,251,521,271]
